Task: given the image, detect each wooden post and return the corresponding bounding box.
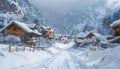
[29,47,31,51]
[38,37,40,51]
[16,46,18,52]
[32,45,35,52]
[23,45,25,51]
[9,45,11,52]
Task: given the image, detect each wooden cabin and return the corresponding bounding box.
[54,34,62,40]
[110,19,120,36]
[74,32,92,45]
[106,36,114,40]
[0,21,41,46]
[86,32,95,39]
[75,32,88,40]
[111,25,120,36]
[74,32,101,46]
[40,26,53,36]
[75,32,95,39]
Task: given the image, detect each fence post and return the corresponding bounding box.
[9,45,11,52]
[23,45,25,51]
[33,45,35,52]
[38,37,40,51]
[16,46,18,52]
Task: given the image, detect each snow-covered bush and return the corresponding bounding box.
[0,51,4,57]
[80,36,101,47]
[108,36,120,43]
[40,36,53,47]
[0,34,4,43]
[5,35,21,44]
[0,22,4,29]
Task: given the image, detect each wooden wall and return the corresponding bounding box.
[7,23,25,34]
[42,31,52,36]
[113,25,120,36]
[86,33,95,39]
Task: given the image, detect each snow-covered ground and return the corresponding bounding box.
[70,46,120,69]
[0,42,120,69]
[0,44,52,69]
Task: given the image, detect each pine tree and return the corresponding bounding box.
[101,9,120,35]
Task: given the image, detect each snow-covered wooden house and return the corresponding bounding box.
[54,34,62,40]
[110,19,120,36]
[86,32,95,39]
[40,25,53,36]
[75,32,95,39]
[0,21,41,46]
[75,32,101,45]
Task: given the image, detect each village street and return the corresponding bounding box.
[40,45,77,69]
[14,42,85,69]
[1,41,120,69]
[39,43,78,69]
[43,50,76,69]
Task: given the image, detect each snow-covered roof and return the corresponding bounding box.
[54,34,62,37]
[0,21,41,35]
[76,32,89,37]
[76,32,102,38]
[34,29,42,35]
[93,33,102,36]
[75,38,87,43]
[110,19,120,27]
[12,21,34,32]
[41,25,53,32]
[27,24,36,28]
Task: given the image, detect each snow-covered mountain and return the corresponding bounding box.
[38,0,120,35]
[0,0,43,27]
[0,0,120,35]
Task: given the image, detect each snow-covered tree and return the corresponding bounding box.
[74,36,102,48]
[108,36,120,43]
[100,9,120,35]
[5,35,21,44]
[0,51,4,57]
[0,22,4,29]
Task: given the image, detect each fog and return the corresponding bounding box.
[28,0,120,34]
[29,0,104,13]
[29,0,120,15]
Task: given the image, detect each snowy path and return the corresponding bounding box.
[46,50,76,69]
[1,43,120,69]
[48,51,69,69]
[39,42,77,69]
[15,42,78,69]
